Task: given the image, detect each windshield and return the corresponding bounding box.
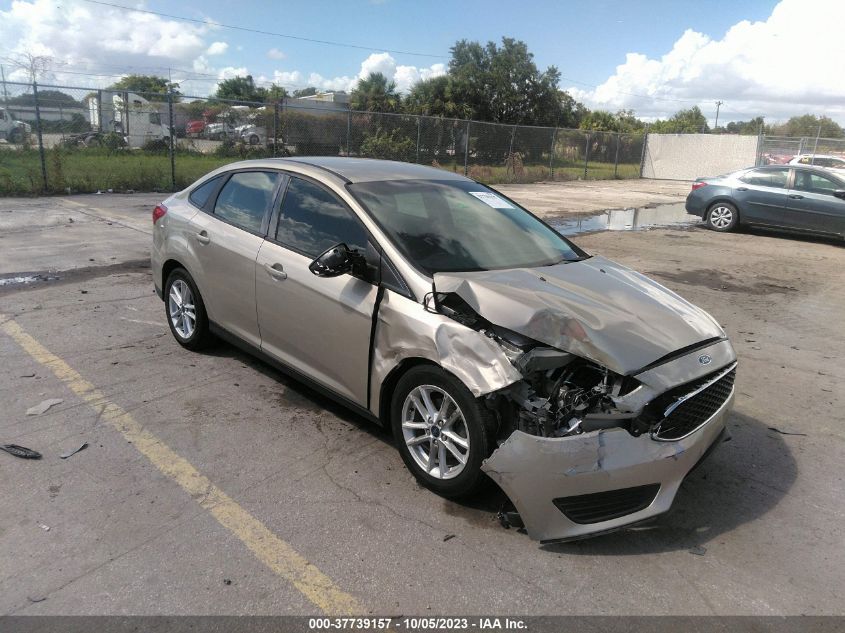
[349,179,586,274]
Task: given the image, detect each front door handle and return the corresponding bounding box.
[195,230,210,244]
[788,194,804,199]
[264,263,287,280]
[736,187,748,191]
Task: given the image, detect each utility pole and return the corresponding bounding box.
[714,100,724,130]
[0,65,8,105]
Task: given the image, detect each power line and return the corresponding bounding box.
[80,0,447,59]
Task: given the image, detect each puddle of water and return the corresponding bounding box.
[549,202,699,236]
[0,274,59,287]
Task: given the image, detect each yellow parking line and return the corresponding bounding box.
[1,316,362,615]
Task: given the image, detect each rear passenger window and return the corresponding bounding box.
[740,168,788,188]
[276,177,368,257]
[189,176,222,208]
[214,172,278,233]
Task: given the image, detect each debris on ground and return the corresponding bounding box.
[497,508,525,531]
[60,442,88,459]
[38,523,50,532]
[1,444,43,459]
[27,596,46,603]
[26,398,63,416]
[223,579,232,586]
[689,546,707,556]
[443,534,456,542]
[767,427,808,437]
[20,373,36,378]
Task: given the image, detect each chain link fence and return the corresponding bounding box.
[757,134,845,166]
[0,81,648,195]
[7,80,841,196]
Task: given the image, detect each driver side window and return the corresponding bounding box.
[276,177,368,257]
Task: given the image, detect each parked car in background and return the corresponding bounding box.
[238,125,266,146]
[186,120,206,137]
[152,157,737,542]
[686,164,845,238]
[205,122,236,140]
[788,154,845,175]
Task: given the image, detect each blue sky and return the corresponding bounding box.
[1,0,843,123]
[182,0,776,92]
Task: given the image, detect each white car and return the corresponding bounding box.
[238,125,266,146]
[788,154,845,175]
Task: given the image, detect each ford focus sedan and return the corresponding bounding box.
[152,157,736,542]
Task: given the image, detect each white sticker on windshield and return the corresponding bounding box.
[469,191,514,209]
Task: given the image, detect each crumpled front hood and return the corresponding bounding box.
[433,256,725,375]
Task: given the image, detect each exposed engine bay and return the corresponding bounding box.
[426,290,652,440]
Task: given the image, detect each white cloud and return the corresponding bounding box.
[217,66,248,80]
[0,3,445,100]
[571,0,845,124]
[0,0,216,93]
[206,41,228,56]
[271,53,446,94]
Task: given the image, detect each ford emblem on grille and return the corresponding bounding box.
[699,354,712,365]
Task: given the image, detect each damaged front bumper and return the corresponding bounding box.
[482,388,734,543]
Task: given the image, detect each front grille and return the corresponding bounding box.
[653,368,735,440]
[553,484,661,524]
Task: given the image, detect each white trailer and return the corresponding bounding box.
[88,91,170,148]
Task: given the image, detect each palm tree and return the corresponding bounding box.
[350,72,400,113]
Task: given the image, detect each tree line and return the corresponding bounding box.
[6,37,842,138]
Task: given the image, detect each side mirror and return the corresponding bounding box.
[833,190,845,200]
[308,243,365,278]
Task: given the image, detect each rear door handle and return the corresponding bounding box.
[264,263,287,280]
[788,194,804,199]
[195,230,210,244]
[736,187,748,191]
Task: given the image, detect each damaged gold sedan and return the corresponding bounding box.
[152,157,736,543]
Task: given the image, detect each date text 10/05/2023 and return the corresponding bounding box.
[308,617,528,630]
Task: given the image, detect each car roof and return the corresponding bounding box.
[218,157,470,184]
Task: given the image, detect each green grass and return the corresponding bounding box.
[434,160,640,185]
[0,147,641,196]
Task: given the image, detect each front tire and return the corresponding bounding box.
[707,202,739,232]
[391,366,497,498]
[164,268,213,350]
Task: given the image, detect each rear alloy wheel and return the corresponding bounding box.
[165,268,213,350]
[249,134,260,145]
[707,202,739,232]
[391,366,496,498]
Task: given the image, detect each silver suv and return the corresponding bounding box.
[152,157,736,542]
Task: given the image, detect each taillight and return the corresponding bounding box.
[152,204,168,224]
[691,182,707,191]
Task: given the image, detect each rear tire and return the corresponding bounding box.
[707,202,739,232]
[164,268,213,351]
[391,366,497,498]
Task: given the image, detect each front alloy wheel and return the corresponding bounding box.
[401,385,470,480]
[391,366,496,498]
